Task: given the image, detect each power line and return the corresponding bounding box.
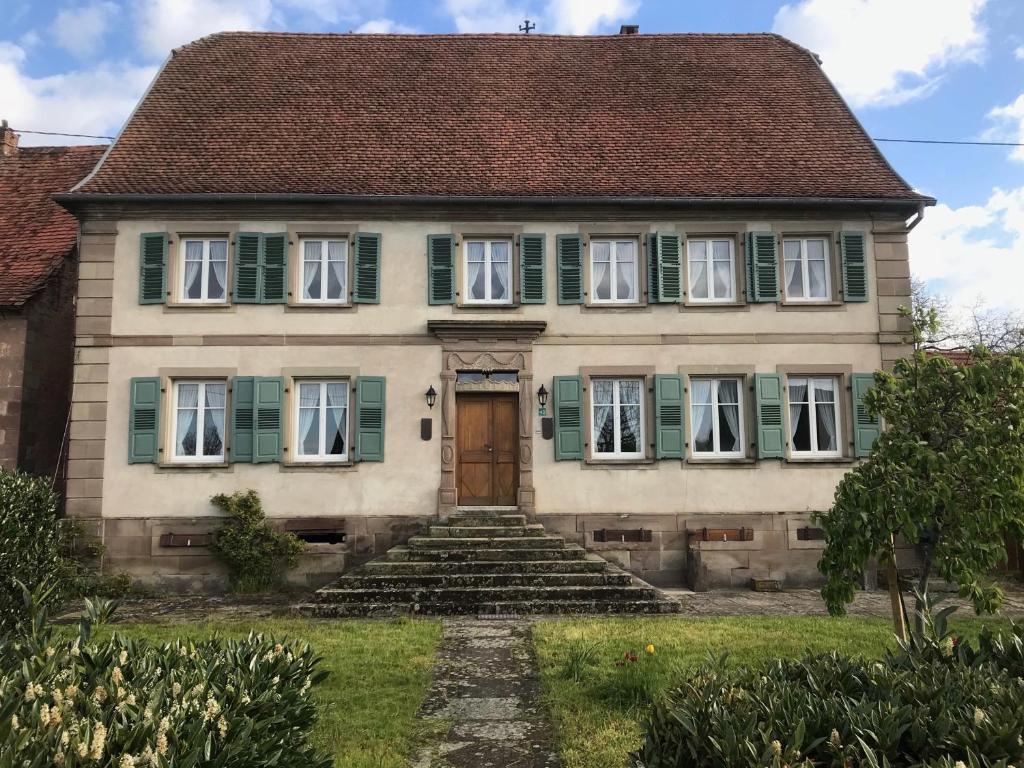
[10,128,114,140]
[873,137,1024,147]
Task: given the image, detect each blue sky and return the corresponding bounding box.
[3,0,1023,311]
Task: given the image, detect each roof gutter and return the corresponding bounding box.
[905,202,926,232]
[54,192,935,210]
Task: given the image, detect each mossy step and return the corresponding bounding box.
[314,584,658,604]
[446,514,528,527]
[298,598,682,618]
[362,557,609,575]
[385,544,588,562]
[408,535,564,550]
[325,572,633,590]
[427,525,543,538]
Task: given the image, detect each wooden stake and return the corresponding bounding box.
[887,534,908,643]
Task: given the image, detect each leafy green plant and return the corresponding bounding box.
[0,585,332,768]
[817,308,1024,637]
[560,639,600,682]
[632,649,1024,768]
[0,471,76,634]
[210,490,305,592]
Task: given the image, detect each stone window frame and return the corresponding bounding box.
[775,363,857,464]
[579,365,656,466]
[155,367,237,470]
[285,223,363,312]
[280,366,360,471]
[451,225,525,311]
[578,224,652,312]
[165,226,238,310]
[776,226,847,311]
[678,364,757,465]
[682,231,748,309]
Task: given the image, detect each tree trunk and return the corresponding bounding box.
[915,536,935,636]
[887,534,909,643]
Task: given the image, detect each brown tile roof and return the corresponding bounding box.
[76,32,928,204]
[0,144,105,306]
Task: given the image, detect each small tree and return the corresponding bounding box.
[817,312,1024,637]
[210,490,304,592]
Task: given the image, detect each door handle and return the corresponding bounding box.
[484,443,493,452]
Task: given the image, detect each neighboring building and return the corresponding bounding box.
[57,31,930,592]
[0,122,104,480]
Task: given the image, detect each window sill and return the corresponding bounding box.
[583,303,651,313]
[681,301,749,311]
[686,457,756,466]
[285,302,355,312]
[281,461,357,472]
[582,457,658,469]
[784,456,856,466]
[156,461,233,472]
[776,301,846,311]
[455,303,522,312]
[163,303,234,312]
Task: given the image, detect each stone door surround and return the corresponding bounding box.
[428,320,546,517]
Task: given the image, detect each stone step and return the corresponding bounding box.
[428,524,543,538]
[446,514,528,527]
[408,535,564,550]
[362,557,609,575]
[387,545,588,562]
[299,598,682,618]
[314,584,658,604]
[328,572,634,589]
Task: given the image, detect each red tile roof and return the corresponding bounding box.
[76,32,929,204]
[0,145,105,306]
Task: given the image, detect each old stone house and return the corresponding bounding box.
[0,122,104,481]
[57,31,929,596]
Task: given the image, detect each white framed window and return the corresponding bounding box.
[783,237,831,301]
[788,376,841,457]
[180,238,228,302]
[591,239,639,304]
[464,239,512,304]
[687,239,735,302]
[300,239,348,303]
[295,380,349,462]
[690,377,744,457]
[172,380,226,462]
[591,378,644,459]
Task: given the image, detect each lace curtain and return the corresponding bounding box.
[298,384,320,454]
[184,241,203,299]
[175,384,199,456]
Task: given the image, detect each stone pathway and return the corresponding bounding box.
[412,618,560,768]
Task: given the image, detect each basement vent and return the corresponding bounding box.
[593,528,653,543]
[284,518,347,544]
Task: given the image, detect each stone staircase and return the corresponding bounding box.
[300,510,681,616]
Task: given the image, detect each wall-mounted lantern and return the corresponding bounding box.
[425,385,437,409]
[537,383,548,417]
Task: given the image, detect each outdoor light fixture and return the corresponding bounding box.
[425,385,437,409]
[537,384,548,408]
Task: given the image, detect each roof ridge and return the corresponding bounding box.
[181,30,783,44]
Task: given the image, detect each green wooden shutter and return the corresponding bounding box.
[260,233,288,303]
[553,376,584,460]
[556,235,584,304]
[745,232,780,303]
[353,232,382,304]
[355,376,386,462]
[427,235,455,305]
[230,376,255,463]
[233,232,261,303]
[852,372,881,457]
[519,233,546,304]
[654,374,685,458]
[655,233,682,303]
[253,377,283,463]
[647,234,660,303]
[841,232,869,302]
[754,373,785,459]
[138,233,167,304]
[128,377,161,463]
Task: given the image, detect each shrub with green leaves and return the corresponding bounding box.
[632,651,1024,768]
[209,490,304,592]
[0,591,331,767]
[0,471,74,634]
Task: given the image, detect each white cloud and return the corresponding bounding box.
[986,92,1024,162]
[52,1,118,58]
[772,0,987,108]
[1015,45,1024,60]
[910,186,1024,311]
[443,0,637,34]
[0,42,156,145]
[133,0,274,58]
[278,0,384,24]
[355,18,418,33]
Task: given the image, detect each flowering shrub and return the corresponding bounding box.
[0,595,331,767]
[631,650,1024,768]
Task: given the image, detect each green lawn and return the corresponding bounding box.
[532,615,1012,768]
[97,618,442,768]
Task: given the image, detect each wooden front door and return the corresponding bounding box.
[456,394,519,506]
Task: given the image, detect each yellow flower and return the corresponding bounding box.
[974,708,986,726]
[90,722,107,760]
[771,740,782,756]
[645,644,655,655]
